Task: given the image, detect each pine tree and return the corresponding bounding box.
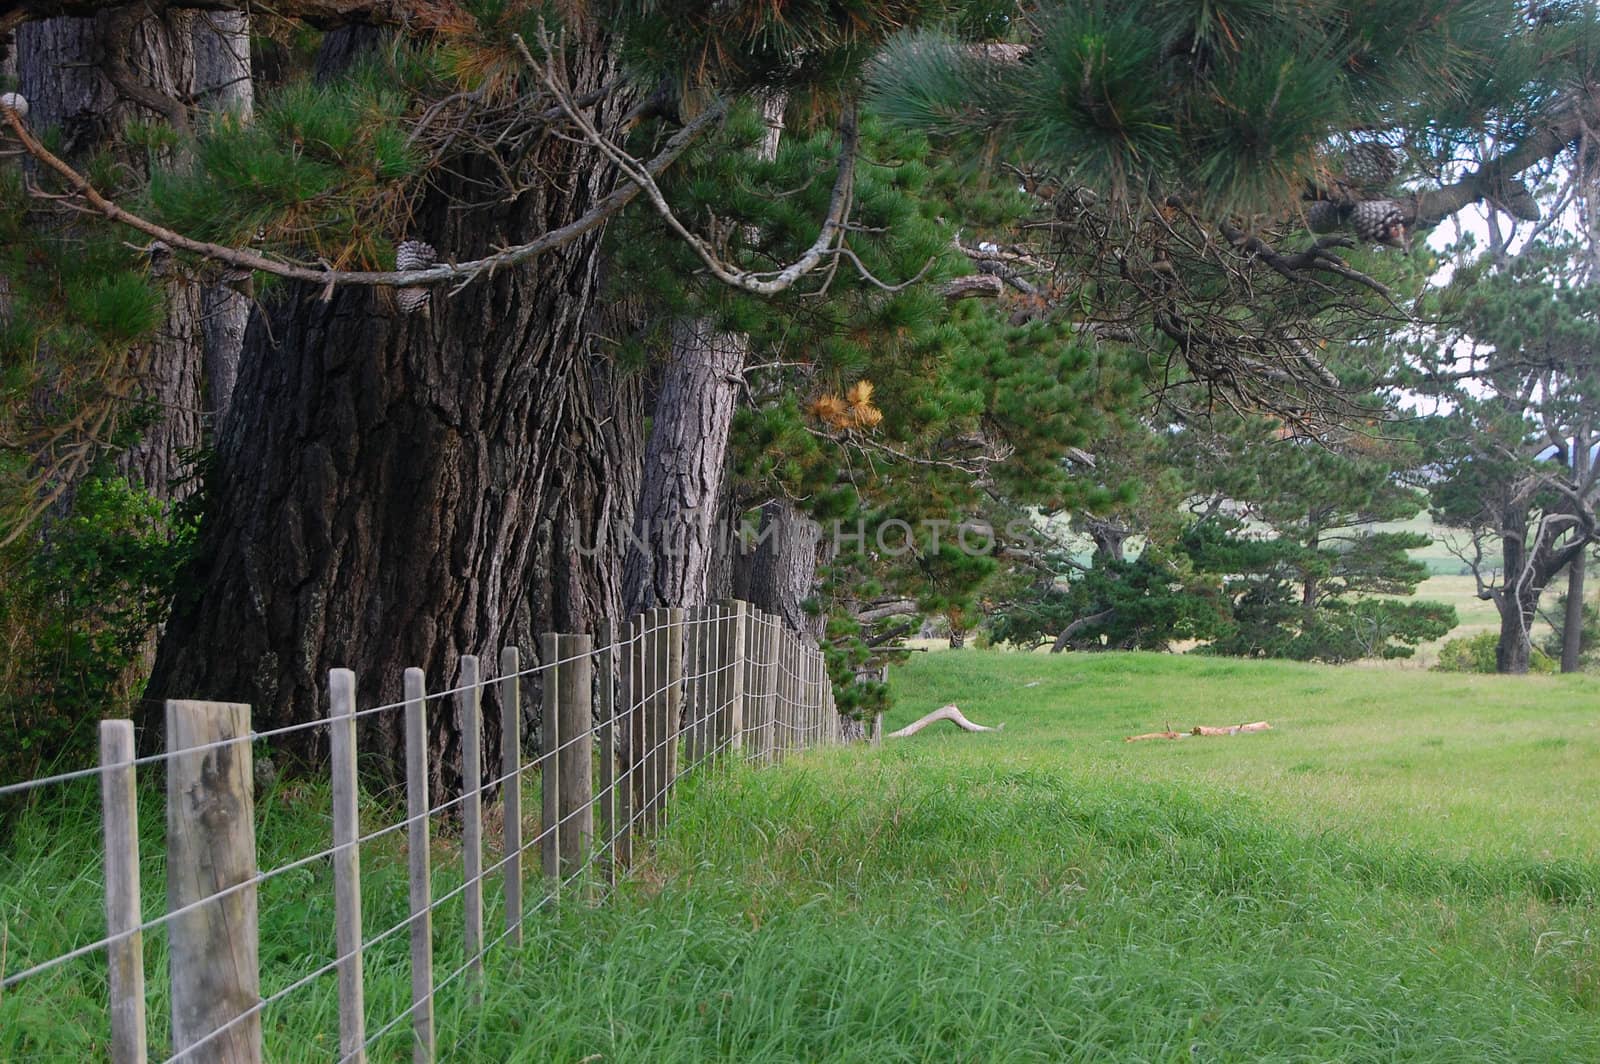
[1175,415,1456,662]
[1415,236,1600,673]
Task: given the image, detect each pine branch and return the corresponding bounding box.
[516,30,876,298]
[0,96,726,294]
[1410,85,1600,229]
[0,0,420,37]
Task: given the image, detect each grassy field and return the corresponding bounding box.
[3,652,1598,1060]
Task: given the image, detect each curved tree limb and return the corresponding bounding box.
[517,30,870,298]
[0,96,728,292]
[886,704,1004,738]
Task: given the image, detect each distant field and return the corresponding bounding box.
[887,651,1600,863]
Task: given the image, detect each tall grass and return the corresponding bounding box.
[3,652,1597,1060]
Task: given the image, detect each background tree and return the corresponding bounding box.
[1417,237,1600,673]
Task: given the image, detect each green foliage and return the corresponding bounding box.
[1436,631,1557,674]
[0,475,195,786]
[0,167,173,540]
[612,0,979,101]
[867,0,1568,211]
[1540,590,1600,671]
[150,66,422,269]
[988,549,1231,652]
[607,99,1142,675]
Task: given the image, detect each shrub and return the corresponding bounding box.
[0,475,194,788]
[1434,631,1557,674]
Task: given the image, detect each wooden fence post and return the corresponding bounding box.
[794,643,804,750]
[814,648,825,746]
[663,607,685,818]
[597,621,617,887]
[717,599,747,758]
[557,635,594,880]
[740,608,761,762]
[403,669,435,1063]
[99,720,145,1064]
[456,656,483,984]
[645,608,670,834]
[619,615,641,864]
[771,630,785,761]
[166,700,261,1064]
[783,633,797,759]
[682,606,705,766]
[632,611,651,835]
[499,647,522,945]
[328,670,366,1063]
[832,675,844,742]
[806,643,819,742]
[699,606,716,761]
[539,634,561,883]
[703,605,721,761]
[803,646,815,748]
[764,614,784,764]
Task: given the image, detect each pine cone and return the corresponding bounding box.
[1340,142,1399,189]
[1305,200,1345,234]
[394,239,437,315]
[1350,199,1406,246]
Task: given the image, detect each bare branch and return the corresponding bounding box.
[517,31,869,298]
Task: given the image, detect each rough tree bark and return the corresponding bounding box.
[144,30,645,796]
[1489,509,1587,674]
[1494,534,1539,674]
[191,10,251,424]
[621,318,743,615]
[1561,554,1587,672]
[19,9,206,499]
[746,497,824,640]
[620,94,786,617]
[1080,514,1129,563]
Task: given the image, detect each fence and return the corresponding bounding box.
[0,599,843,1062]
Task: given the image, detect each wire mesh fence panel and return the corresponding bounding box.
[0,598,846,1064]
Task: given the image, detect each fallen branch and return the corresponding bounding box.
[1191,722,1271,737]
[1126,721,1272,742]
[886,704,1004,739]
[1125,729,1188,742]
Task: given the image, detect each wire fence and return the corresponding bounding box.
[0,599,847,1063]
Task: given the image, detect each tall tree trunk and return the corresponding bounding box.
[19,10,206,499]
[1495,526,1536,674]
[620,94,786,616]
[191,11,252,425]
[145,32,643,797]
[704,488,744,602]
[621,319,743,614]
[1561,431,1591,673]
[1561,555,1586,672]
[746,498,824,640]
[1496,593,1535,673]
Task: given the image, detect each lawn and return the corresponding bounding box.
[3,652,1598,1061]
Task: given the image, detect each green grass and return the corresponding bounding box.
[4,652,1599,1060]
